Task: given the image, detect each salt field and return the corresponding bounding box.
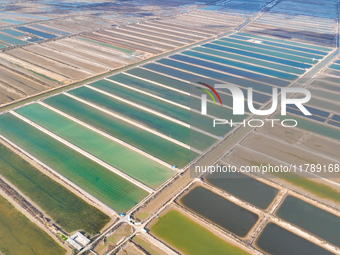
[0,0,340,254]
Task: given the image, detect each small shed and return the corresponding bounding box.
[66,232,90,250]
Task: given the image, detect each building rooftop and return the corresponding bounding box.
[66,232,90,250]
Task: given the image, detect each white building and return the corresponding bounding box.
[66,232,91,250]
